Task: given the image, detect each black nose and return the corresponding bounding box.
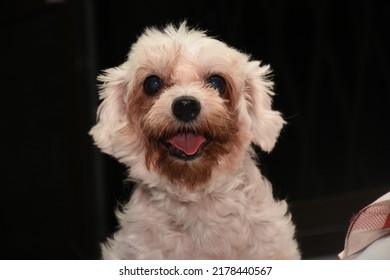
[172,96,201,122]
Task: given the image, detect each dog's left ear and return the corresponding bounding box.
[244,61,285,152]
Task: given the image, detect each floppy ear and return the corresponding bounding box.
[244,61,285,152]
[89,66,128,156]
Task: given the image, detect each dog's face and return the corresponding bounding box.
[90,23,284,191]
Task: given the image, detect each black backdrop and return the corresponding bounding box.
[1,0,389,259]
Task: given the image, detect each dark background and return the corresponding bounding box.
[1,0,389,259]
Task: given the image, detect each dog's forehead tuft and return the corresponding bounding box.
[144,23,208,46]
[130,22,234,59]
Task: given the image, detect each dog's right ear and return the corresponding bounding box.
[89,66,128,156]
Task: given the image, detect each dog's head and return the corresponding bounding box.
[90,22,285,191]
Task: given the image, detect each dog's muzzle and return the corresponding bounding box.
[161,96,210,161]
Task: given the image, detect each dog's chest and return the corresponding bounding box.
[158,196,256,258]
[122,184,269,259]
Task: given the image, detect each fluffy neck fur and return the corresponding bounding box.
[146,150,269,203]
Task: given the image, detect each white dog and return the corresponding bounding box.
[90,22,301,259]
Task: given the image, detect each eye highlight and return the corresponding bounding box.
[143,75,163,95]
[206,74,226,95]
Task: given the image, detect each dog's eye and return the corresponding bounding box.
[206,75,226,95]
[143,75,163,95]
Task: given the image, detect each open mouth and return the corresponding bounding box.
[162,132,211,161]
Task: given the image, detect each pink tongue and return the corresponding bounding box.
[167,133,206,155]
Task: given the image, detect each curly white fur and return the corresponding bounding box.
[90,22,301,259]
